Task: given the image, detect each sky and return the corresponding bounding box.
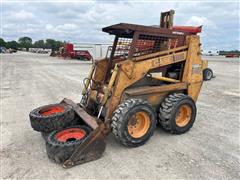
[1,0,240,50]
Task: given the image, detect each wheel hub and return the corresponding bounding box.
[40,106,64,116]
[206,71,212,79]
[55,128,86,142]
[127,111,150,138]
[176,105,192,127]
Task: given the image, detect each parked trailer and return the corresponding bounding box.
[225,54,239,58]
[60,43,93,61]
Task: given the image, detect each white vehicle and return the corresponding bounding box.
[201,49,219,56]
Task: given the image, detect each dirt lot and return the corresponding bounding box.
[1,52,240,179]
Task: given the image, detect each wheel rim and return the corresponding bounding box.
[206,70,212,79]
[39,105,64,116]
[176,105,192,127]
[55,128,86,143]
[127,111,150,138]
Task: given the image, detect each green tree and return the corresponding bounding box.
[6,41,19,49]
[33,40,45,48]
[0,38,6,47]
[45,39,55,50]
[45,39,63,51]
[18,36,32,51]
[55,40,64,51]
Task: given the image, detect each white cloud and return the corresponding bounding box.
[2,1,239,50]
[57,24,78,30]
[45,23,79,35]
[10,10,34,20]
[185,16,217,29]
[3,23,14,29]
[46,24,54,31]
[24,28,35,33]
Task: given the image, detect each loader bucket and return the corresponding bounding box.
[61,98,107,168]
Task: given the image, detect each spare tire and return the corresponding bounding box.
[46,125,91,164]
[203,68,213,81]
[29,103,75,132]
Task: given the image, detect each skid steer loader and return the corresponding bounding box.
[30,10,204,168]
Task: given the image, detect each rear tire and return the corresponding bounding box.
[46,125,91,164]
[111,99,156,147]
[29,103,75,132]
[158,93,196,134]
[203,68,213,81]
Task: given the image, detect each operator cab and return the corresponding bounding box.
[102,23,190,84]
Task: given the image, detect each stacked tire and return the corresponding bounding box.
[29,103,77,140]
[46,125,91,163]
[29,103,91,163]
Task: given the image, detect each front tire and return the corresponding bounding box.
[111,99,156,147]
[159,93,196,134]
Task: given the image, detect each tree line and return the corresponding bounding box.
[219,50,240,55]
[0,37,64,51]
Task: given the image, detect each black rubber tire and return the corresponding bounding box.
[46,125,91,164]
[29,103,75,133]
[159,93,196,134]
[203,68,213,81]
[41,132,50,141]
[111,99,156,147]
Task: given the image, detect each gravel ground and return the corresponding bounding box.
[1,52,240,179]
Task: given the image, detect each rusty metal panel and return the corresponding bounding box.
[128,31,140,58]
[124,83,187,96]
[182,36,203,101]
[160,10,175,29]
[102,23,191,37]
[63,123,107,168]
[62,98,99,130]
[133,45,188,61]
[149,51,187,69]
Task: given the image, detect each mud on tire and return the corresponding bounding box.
[111,99,156,147]
[158,93,196,134]
[29,103,75,133]
[46,125,91,164]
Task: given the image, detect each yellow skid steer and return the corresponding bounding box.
[29,10,205,168]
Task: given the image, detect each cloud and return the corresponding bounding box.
[45,24,54,31]
[2,1,239,50]
[55,24,78,31]
[10,10,34,20]
[185,16,217,29]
